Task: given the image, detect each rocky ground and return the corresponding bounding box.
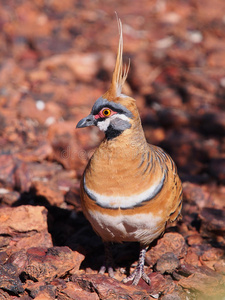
[0,0,225,299]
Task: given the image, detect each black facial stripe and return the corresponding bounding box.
[91,97,133,119]
[105,125,123,140]
[96,117,105,122]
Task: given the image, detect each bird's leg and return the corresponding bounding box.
[99,242,115,278]
[123,245,150,286]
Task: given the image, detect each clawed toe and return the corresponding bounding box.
[123,267,150,285]
[99,265,115,278]
[99,242,115,278]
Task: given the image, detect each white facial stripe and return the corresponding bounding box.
[111,114,130,122]
[97,114,130,132]
[87,210,163,244]
[84,173,165,209]
[97,118,110,131]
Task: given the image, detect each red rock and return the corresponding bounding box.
[0,263,24,295]
[146,233,187,267]
[71,273,151,299]
[13,160,32,192]
[0,236,11,250]
[184,247,201,267]
[176,263,199,277]
[148,88,183,108]
[0,252,8,265]
[147,272,175,296]
[208,51,225,68]
[0,190,20,206]
[209,158,225,183]
[28,69,49,83]
[40,52,101,82]
[0,154,15,188]
[47,121,90,171]
[200,111,225,136]
[200,248,224,262]
[18,97,63,125]
[69,251,85,274]
[161,292,182,300]
[209,185,225,209]
[33,291,54,300]
[0,205,48,234]
[199,207,225,237]
[1,1,225,299]
[144,127,166,145]
[158,108,190,128]
[182,182,211,208]
[64,186,82,212]
[26,161,63,181]
[0,206,52,253]
[214,260,225,275]
[57,281,98,300]
[31,181,64,206]
[23,247,84,281]
[186,233,203,246]
[7,250,28,273]
[26,281,56,299]
[178,272,225,299]
[15,142,52,163]
[0,288,12,299]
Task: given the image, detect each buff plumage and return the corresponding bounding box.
[76,18,182,285]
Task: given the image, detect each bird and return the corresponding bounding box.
[76,19,183,286]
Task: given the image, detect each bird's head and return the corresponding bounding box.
[76,19,140,140]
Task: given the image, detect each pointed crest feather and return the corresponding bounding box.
[103,17,130,100]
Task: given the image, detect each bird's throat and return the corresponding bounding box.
[105,125,123,140]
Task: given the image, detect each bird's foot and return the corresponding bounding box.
[99,264,115,278]
[123,246,150,286]
[99,242,115,278]
[122,265,151,285]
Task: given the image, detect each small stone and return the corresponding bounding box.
[0,191,20,206]
[184,247,200,267]
[0,263,24,295]
[26,281,56,299]
[156,252,180,274]
[36,100,45,111]
[182,182,211,208]
[147,272,175,296]
[209,158,225,183]
[146,233,187,267]
[161,292,182,300]
[200,248,224,262]
[0,288,13,299]
[158,108,190,128]
[214,260,225,275]
[186,234,203,246]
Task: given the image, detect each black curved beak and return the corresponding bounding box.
[76,114,96,128]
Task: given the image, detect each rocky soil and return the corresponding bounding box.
[0,0,225,299]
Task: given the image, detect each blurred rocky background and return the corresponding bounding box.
[0,0,225,299]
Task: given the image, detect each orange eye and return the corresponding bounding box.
[102,109,111,117]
